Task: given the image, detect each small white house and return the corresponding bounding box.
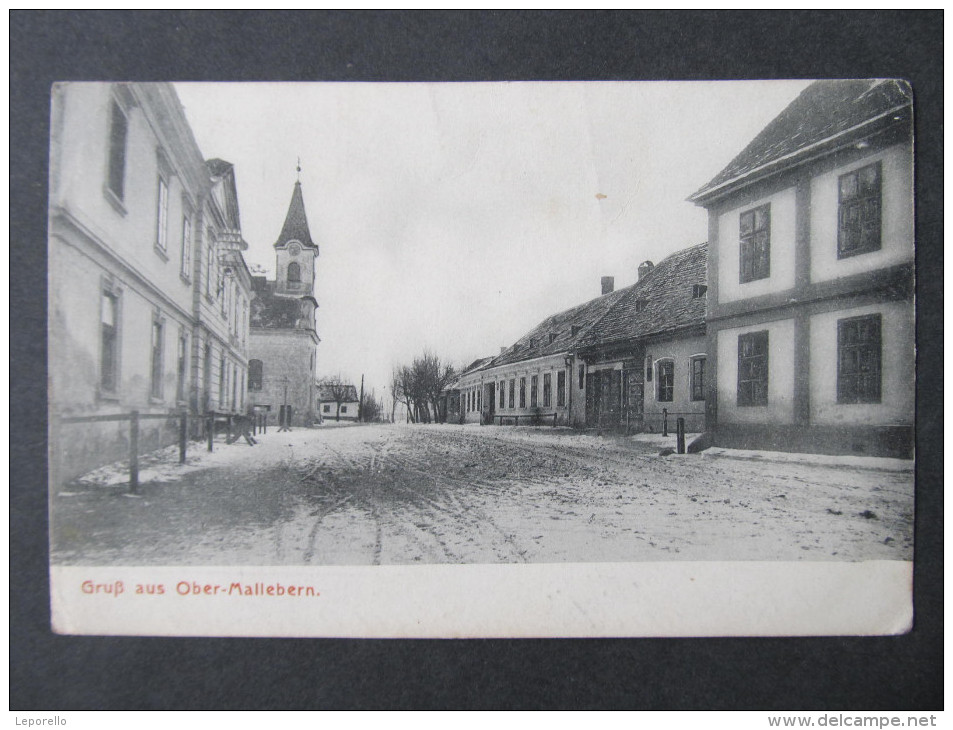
[316,383,360,422]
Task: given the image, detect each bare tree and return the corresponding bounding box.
[391,366,409,423]
[391,351,457,424]
[361,389,383,423]
[319,376,355,422]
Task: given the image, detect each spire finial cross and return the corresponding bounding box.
[296,157,301,182]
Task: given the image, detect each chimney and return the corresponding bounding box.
[500,346,507,354]
[601,276,615,295]
[638,260,655,280]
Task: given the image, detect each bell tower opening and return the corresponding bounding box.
[273,167,318,296]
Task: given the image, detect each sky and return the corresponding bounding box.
[175,80,811,400]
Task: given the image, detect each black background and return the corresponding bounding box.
[11,10,943,710]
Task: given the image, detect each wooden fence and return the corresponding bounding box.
[57,409,267,492]
[491,412,559,427]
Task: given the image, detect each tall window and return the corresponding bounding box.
[838,162,882,258]
[739,203,770,283]
[181,215,192,278]
[182,215,192,279]
[205,230,215,297]
[106,100,127,201]
[691,357,706,401]
[150,314,164,399]
[155,175,169,251]
[530,375,538,408]
[519,377,526,408]
[203,343,212,409]
[176,331,188,402]
[557,370,566,407]
[219,355,227,406]
[543,373,552,408]
[508,379,515,409]
[499,381,506,409]
[657,360,674,402]
[837,314,882,404]
[287,262,301,283]
[100,289,119,393]
[737,331,769,407]
[578,365,585,389]
[221,275,231,317]
[248,359,263,391]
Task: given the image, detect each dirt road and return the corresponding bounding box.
[51,424,913,565]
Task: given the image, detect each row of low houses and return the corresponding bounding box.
[49,82,323,481]
[449,247,708,435]
[449,79,914,458]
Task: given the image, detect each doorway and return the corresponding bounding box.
[483,381,496,425]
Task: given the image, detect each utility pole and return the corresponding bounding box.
[358,373,365,422]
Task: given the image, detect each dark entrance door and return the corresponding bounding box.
[484,382,495,425]
[585,371,595,426]
[586,368,624,428]
[622,362,644,431]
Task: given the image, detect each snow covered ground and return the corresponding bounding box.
[51,423,914,565]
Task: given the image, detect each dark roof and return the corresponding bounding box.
[250,280,313,330]
[316,384,359,402]
[486,286,629,369]
[206,158,243,235]
[690,79,912,203]
[577,242,708,350]
[206,158,233,177]
[462,356,495,375]
[275,182,318,250]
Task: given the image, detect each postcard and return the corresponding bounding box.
[48,79,914,637]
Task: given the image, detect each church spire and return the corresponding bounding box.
[274,170,317,251]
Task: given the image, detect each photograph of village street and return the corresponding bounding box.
[48,79,914,568]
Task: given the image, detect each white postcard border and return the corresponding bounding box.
[51,560,912,638]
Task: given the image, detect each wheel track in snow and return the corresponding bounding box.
[307,439,459,563]
[380,450,529,562]
[302,432,524,562]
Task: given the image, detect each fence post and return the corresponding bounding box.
[676,417,685,454]
[263,413,267,435]
[179,411,188,464]
[662,408,669,437]
[129,410,139,492]
[207,415,214,452]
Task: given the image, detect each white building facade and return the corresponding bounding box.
[48,83,252,481]
[690,80,914,457]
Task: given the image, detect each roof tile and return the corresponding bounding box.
[691,79,912,202]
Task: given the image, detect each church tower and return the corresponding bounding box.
[247,166,321,427]
[274,169,319,296]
